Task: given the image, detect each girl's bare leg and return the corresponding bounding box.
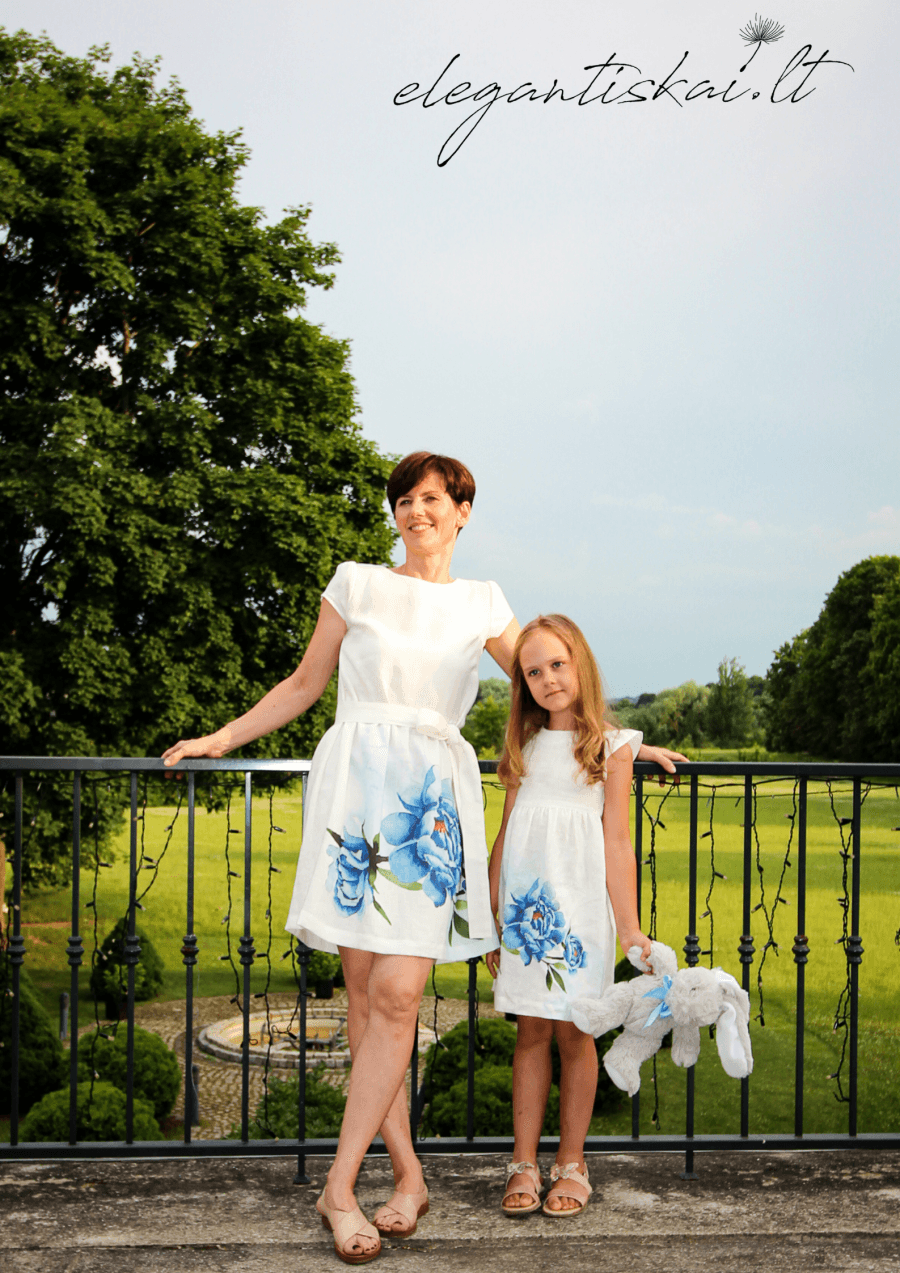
[544,1019,597,1211]
[322,951,434,1251]
[506,1014,553,1208]
[340,947,426,1194]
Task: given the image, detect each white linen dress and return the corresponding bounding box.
[492,726,642,1021]
[285,561,514,962]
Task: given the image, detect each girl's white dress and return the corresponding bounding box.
[493,726,642,1021]
[285,561,514,962]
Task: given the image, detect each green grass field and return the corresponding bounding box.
[10,773,900,1138]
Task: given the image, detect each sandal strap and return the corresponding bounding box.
[505,1160,539,1185]
[547,1162,592,1197]
[376,1190,424,1227]
[331,1205,380,1250]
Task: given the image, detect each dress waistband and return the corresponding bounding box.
[334,702,462,743]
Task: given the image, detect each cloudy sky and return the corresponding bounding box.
[5,0,898,695]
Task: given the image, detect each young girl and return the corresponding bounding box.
[485,614,652,1217]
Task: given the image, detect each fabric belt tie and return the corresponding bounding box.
[332,702,491,942]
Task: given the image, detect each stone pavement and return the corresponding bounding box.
[3,1150,899,1272]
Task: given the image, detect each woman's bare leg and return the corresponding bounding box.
[505,1014,553,1208]
[340,947,426,1194]
[322,951,434,1251]
[544,1019,597,1211]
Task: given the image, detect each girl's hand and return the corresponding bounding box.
[485,946,501,979]
[619,929,653,971]
[636,743,687,782]
[162,730,231,772]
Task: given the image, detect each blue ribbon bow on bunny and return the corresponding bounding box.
[642,975,674,1028]
[570,941,754,1098]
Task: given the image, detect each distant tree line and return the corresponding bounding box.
[462,557,900,762]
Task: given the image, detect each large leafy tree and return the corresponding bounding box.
[765,557,900,760]
[0,31,395,883]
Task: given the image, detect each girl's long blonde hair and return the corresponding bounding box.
[497,614,611,788]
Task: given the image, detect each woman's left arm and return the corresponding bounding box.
[602,744,652,968]
[484,617,520,677]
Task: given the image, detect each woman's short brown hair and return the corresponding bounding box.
[386,452,476,515]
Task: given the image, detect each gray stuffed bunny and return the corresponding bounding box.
[570,941,753,1097]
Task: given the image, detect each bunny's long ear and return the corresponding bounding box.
[713,971,753,1079]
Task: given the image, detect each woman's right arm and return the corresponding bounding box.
[162,599,347,767]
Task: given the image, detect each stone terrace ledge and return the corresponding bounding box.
[2,1150,899,1272]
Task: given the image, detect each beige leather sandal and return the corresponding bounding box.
[501,1160,544,1216]
[541,1161,592,1217]
[316,1194,382,1264]
[373,1185,429,1237]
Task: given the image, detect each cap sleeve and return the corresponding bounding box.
[321,561,355,623]
[604,727,643,762]
[486,580,515,640]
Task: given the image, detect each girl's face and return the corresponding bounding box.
[519,629,579,730]
[394,473,470,557]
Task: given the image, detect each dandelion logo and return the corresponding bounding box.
[739,14,786,71]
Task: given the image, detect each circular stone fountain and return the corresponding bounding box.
[198,1008,436,1070]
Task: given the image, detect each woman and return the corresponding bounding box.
[163,451,683,1264]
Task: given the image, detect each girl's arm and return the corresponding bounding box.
[162,600,347,767]
[602,743,652,968]
[637,742,688,775]
[485,783,519,977]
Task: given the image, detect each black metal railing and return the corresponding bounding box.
[2,755,899,1177]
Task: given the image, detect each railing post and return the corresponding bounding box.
[124,772,140,1145]
[293,764,311,1186]
[738,773,755,1139]
[293,938,311,1185]
[848,778,864,1137]
[681,773,699,1179]
[9,775,25,1147]
[67,771,84,1145]
[182,772,198,1144]
[466,956,478,1142]
[239,771,256,1142]
[409,1025,419,1143]
[792,777,809,1137]
[632,772,644,1141]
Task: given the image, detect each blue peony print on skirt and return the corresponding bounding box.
[501,876,588,994]
[380,766,463,907]
[327,765,464,929]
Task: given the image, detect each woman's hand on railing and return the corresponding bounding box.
[636,744,687,783]
[162,729,233,773]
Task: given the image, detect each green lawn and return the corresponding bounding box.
[11,774,900,1136]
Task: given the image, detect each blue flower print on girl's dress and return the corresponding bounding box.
[502,879,567,966]
[380,766,463,908]
[502,877,587,994]
[563,933,587,973]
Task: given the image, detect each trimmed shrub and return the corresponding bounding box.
[20,1080,160,1142]
[230,1066,347,1139]
[420,1014,623,1118]
[76,1025,181,1121]
[420,1018,517,1093]
[424,1064,560,1137]
[89,918,165,1015]
[0,957,66,1116]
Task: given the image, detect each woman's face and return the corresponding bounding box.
[394,472,470,557]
